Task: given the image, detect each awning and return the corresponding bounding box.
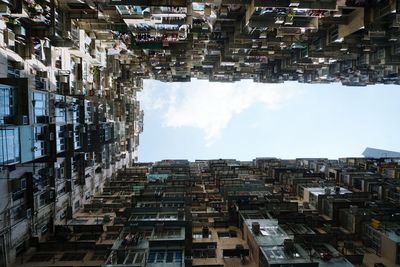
[27,58,47,71]
[0,48,24,62]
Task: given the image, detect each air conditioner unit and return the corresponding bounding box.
[59,76,69,83]
[369,31,385,38]
[38,71,48,78]
[289,0,300,7]
[0,4,11,16]
[4,115,29,125]
[3,116,15,125]
[22,115,29,125]
[36,133,46,141]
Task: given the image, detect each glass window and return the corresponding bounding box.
[85,101,92,123]
[0,128,20,164]
[147,250,182,263]
[74,125,80,149]
[56,125,65,152]
[156,251,165,262]
[33,126,46,158]
[147,251,156,263]
[0,86,14,124]
[54,95,66,123]
[39,192,47,207]
[174,251,182,263]
[32,92,47,123]
[166,252,174,263]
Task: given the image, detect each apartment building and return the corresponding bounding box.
[0,1,400,267]
[0,1,143,266]
[1,157,399,267]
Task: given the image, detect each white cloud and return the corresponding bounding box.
[140,79,303,145]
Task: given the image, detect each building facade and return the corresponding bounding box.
[0,1,400,267]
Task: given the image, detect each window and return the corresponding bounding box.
[193,249,216,258]
[353,178,362,190]
[12,206,26,221]
[56,125,66,152]
[0,128,20,164]
[33,126,46,158]
[193,232,211,239]
[39,192,47,207]
[330,28,339,43]
[54,95,66,123]
[85,101,92,123]
[377,48,385,60]
[147,250,182,263]
[66,99,79,124]
[74,125,81,149]
[0,86,14,124]
[32,92,47,123]
[218,230,237,238]
[57,186,65,195]
[7,61,21,78]
[124,252,145,264]
[154,229,181,239]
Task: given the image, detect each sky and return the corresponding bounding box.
[137,79,400,162]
